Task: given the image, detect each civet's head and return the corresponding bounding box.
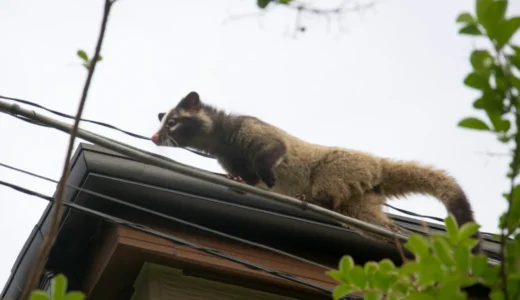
[151,91,214,148]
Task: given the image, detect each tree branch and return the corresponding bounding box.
[20,0,117,298]
[223,0,380,37]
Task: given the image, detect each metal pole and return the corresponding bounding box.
[0,100,409,243]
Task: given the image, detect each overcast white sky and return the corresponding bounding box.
[1,0,519,291]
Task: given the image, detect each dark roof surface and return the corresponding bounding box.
[1,143,501,299]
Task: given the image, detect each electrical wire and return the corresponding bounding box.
[384,203,444,223]
[0,161,331,271]
[0,95,149,139]
[0,95,214,159]
[0,95,495,236]
[0,179,339,297]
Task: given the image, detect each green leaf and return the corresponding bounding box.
[399,261,420,276]
[96,55,103,62]
[456,12,475,24]
[463,72,490,90]
[510,53,520,71]
[473,88,504,113]
[51,274,68,299]
[445,215,459,244]
[371,272,392,292]
[408,291,437,300]
[364,291,382,300]
[257,0,271,9]
[64,292,85,300]
[482,264,503,286]
[507,277,520,300]
[511,184,520,201]
[470,50,494,76]
[454,246,470,274]
[387,295,400,300]
[497,133,513,143]
[487,111,511,132]
[348,266,367,289]
[476,0,494,26]
[364,262,379,278]
[458,222,480,242]
[495,17,520,50]
[479,0,508,38]
[459,24,482,35]
[76,50,88,62]
[512,44,520,54]
[392,281,412,295]
[506,198,520,233]
[493,65,508,92]
[458,117,491,131]
[332,284,354,300]
[417,255,443,286]
[512,75,520,90]
[326,270,345,283]
[460,237,479,249]
[404,234,430,260]
[30,291,51,300]
[339,256,354,274]
[438,282,462,300]
[378,259,395,273]
[431,236,454,267]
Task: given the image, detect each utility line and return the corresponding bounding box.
[0,95,214,158]
[0,99,411,243]
[0,179,338,297]
[0,161,331,271]
[0,94,459,225]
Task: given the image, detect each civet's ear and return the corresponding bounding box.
[178,91,202,112]
[158,112,165,122]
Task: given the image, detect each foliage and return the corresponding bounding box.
[457,1,520,299]
[77,49,103,70]
[13,274,86,300]
[327,215,499,300]
[327,0,520,299]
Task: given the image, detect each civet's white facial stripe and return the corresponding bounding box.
[169,123,181,132]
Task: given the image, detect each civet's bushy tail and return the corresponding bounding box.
[379,159,479,240]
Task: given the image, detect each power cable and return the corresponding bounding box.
[1,100,412,244]
[384,203,444,223]
[0,96,496,243]
[0,95,458,226]
[0,179,338,297]
[0,95,214,159]
[0,161,331,271]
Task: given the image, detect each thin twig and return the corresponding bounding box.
[394,236,408,264]
[284,0,378,37]
[20,0,116,298]
[222,0,379,37]
[474,150,511,157]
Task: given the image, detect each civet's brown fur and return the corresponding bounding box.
[152,91,482,252]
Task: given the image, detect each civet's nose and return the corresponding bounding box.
[151,133,160,145]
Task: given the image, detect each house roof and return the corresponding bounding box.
[1,142,502,299]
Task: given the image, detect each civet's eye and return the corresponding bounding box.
[167,119,177,127]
